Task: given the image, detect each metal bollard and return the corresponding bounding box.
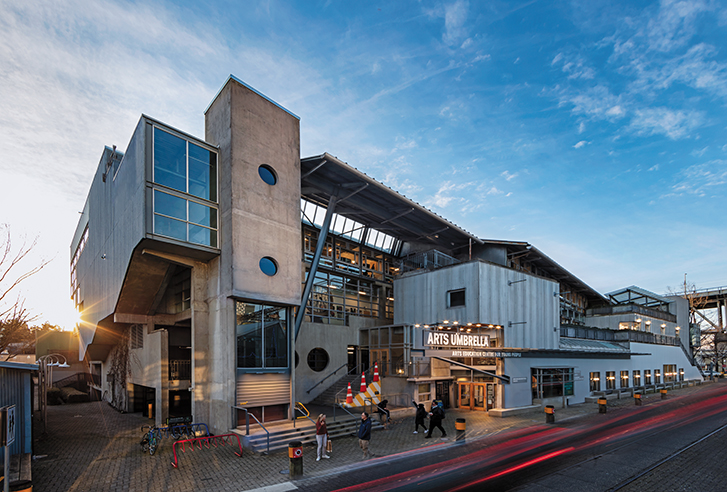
[288,440,303,478]
[634,393,642,406]
[545,405,555,423]
[455,418,466,442]
[660,388,667,400]
[598,398,607,414]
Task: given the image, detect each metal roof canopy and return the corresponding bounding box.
[480,239,608,306]
[607,286,671,309]
[432,356,510,383]
[301,153,482,251]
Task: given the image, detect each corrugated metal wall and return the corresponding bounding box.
[236,373,290,406]
[0,367,33,456]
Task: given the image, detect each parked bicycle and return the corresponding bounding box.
[140,425,160,455]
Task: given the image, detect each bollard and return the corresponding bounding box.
[598,398,607,414]
[288,441,303,478]
[660,388,667,400]
[148,403,153,419]
[544,405,555,423]
[455,418,466,442]
[634,393,642,406]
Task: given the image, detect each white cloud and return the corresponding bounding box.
[691,146,709,157]
[648,164,660,171]
[573,140,588,149]
[671,159,727,196]
[500,170,518,181]
[628,107,703,139]
[442,0,470,47]
[559,85,627,121]
[552,52,595,80]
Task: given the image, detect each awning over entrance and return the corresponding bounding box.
[432,356,510,384]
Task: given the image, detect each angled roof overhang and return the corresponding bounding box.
[301,153,482,252]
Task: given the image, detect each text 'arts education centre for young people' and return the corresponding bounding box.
[70,75,703,433]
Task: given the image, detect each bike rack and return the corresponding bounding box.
[171,434,243,468]
[154,422,210,440]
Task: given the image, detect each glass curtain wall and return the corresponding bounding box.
[236,302,288,370]
[152,126,218,248]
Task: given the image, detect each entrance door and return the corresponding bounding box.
[459,384,470,409]
[473,384,485,410]
[435,381,450,409]
[371,349,389,376]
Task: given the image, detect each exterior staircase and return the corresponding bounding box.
[309,373,364,406]
[237,412,384,455]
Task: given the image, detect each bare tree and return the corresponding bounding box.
[0,224,51,357]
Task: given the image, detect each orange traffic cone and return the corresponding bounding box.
[346,383,353,404]
[360,372,367,393]
[373,362,380,383]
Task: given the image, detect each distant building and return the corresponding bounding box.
[71,76,701,432]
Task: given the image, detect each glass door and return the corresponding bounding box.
[459,384,471,409]
[486,383,496,411]
[473,384,485,410]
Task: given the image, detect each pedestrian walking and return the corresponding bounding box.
[425,401,447,438]
[377,399,391,429]
[412,401,428,434]
[358,412,372,459]
[315,414,330,461]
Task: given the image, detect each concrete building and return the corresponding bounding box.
[72,76,702,434]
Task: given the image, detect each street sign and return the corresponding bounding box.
[6,405,15,446]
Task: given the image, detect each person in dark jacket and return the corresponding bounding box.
[377,399,391,429]
[425,401,447,438]
[413,402,428,434]
[357,412,372,459]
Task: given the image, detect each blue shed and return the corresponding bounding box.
[0,361,36,456]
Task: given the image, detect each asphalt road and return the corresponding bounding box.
[289,384,727,492]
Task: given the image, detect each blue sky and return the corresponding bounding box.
[1,0,726,328]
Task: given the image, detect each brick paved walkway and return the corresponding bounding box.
[31,383,714,492]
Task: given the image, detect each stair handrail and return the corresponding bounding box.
[306,363,348,394]
[231,405,269,455]
[333,402,359,425]
[293,402,316,429]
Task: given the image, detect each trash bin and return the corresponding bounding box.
[288,440,303,478]
[545,405,555,423]
[598,398,607,414]
[455,418,466,442]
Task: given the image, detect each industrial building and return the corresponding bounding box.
[71,76,702,433]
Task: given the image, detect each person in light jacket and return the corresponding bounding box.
[357,412,372,459]
[315,414,330,461]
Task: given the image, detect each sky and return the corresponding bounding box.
[1,0,726,329]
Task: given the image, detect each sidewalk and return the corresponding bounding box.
[31,382,714,492]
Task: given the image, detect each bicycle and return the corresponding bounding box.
[140,425,159,455]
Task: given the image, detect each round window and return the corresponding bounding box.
[307,348,329,372]
[258,164,278,185]
[259,257,278,276]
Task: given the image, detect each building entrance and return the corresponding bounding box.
[458,383,496,411]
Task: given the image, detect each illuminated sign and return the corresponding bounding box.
[424,330,490,348]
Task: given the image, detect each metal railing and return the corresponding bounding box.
[170,360,191,380]
[293,402,316,428]
[306,363,348,394]
[231,405,269,455]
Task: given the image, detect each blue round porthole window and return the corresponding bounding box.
[258,164,278,185]
[259,256,278,276]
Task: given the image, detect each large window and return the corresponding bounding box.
[606,371,616,390]
[620,370,629,388]
[154,127,217,201]
[306,270,387,324]
[153,127,218,248]
[589,372,600,392]
[664,364,677,383]
[633,370,641,386]
[654,369,661,384]
[531,368,574,399]
[645,369,652,385]
[236,302,288,370]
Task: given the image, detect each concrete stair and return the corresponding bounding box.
[234,414,384,455]
[309,373,364,406]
